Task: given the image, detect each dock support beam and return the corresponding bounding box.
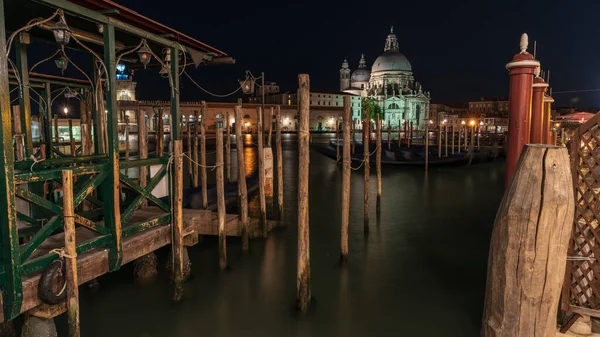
[102,23,122,271]
[172,140,184,301]
[234,106,249,252]
[341,97,351,261]
[275,105,284,220]
[257,106,267,236]
[62,170,80,337]
[216,123,227,269]
[0,0,23,320]
[296,74,311,313]
[200,102,207,209]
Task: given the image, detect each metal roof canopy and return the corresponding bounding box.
[23,0,228,62]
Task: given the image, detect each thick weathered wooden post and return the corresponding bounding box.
[376,113,382,219]
[192,109,199,188]
[275,105,284,220]
[481,145,574,337]
[363,106,370,233]
[225,111,232,183]
[61,170,80,337]
[336,119,340,163]
[200,102,207,209]
[257,106,267,236]
[172,140,184,301]
[297,74,311,312]
[216,123,227,269]
[80,95,93,156]
[234,106,249,251]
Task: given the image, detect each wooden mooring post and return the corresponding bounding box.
[257,106,267,236]
[451,125,455,155]
[234,106,249,251]
[438,123,442,158]
[481,144,574,337]
[200,102,208,209]
[376,113,382,219]
[387,123,391,150]
[124,117,129,175]
[157,110,164,157]
[192,109,199,188]
[297,74,311,313]
[172,140,184,301]
[336,119,340,163]
[138,109,148,207]
[12,105,24,161]
[68,120,76,157]
[275,105,284,220]
[186,115,192,179]
[363,107,370,233]
[216,123,227,269]
[425,122,429,172]
[61,170,80,337]
[444,123,448,157]
[352,118,356,154]
[225,111,232,183]
[341,96,351,261]
[80,96,93,156]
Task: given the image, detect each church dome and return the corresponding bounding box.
[372,51,412,73]
[351,68,370,83]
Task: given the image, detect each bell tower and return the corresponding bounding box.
[340,58,351,91]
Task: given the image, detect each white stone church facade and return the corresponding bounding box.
[340,27,431,129]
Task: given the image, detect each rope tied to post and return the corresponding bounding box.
[183,153,223,171]
[50,248,76,260]
[29,154,45,172]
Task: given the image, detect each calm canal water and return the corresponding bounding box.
[59,133,505,336]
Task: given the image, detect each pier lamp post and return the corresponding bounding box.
[478,121,484,149]
[461,120,466,151]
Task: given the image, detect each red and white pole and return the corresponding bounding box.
[542,95,554,144]
[505,33,539,186]
[530,74,548,144]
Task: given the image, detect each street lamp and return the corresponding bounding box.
[51,20,71,46]
[63,107,69,115]
[461,120,466,125]
[54,51,68,75]
[470,120,475,126]
[137,44,152,69]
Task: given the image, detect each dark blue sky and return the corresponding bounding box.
[118,0,600,108]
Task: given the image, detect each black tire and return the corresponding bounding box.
[38,258,67,305]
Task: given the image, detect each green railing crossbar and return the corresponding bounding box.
[119,156,168,169]
[16,187,61,214]
[15,163,107,184]
[73,172,108,207]
[120,165,168,225]
[19,216,61,261]
[119,173,169,212]
[16,212,40,225]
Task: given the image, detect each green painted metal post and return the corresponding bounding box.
[170,47,180,141]
[102,24,123,271]
[15,33,33,157]
[0,0,23,320]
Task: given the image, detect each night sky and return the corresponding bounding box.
[102,1,600,108]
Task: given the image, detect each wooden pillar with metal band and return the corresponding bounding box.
[504,33,539,186]
[530,74,548,144]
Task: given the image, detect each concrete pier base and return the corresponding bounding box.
[133,252,159,282]
[21,316,56,337]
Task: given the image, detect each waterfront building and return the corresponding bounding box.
[340,27,431,129]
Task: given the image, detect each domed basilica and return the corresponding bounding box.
[340,27,430,128]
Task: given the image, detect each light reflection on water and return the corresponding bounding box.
[69,133,504,337]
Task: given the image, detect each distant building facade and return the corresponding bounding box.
[468,98,509,117]
[340,27,431,129]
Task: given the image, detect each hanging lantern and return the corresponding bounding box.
[54,52,68,75]
[240,77,255,95]
[137,44,152,69]
[51,21,71,46]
